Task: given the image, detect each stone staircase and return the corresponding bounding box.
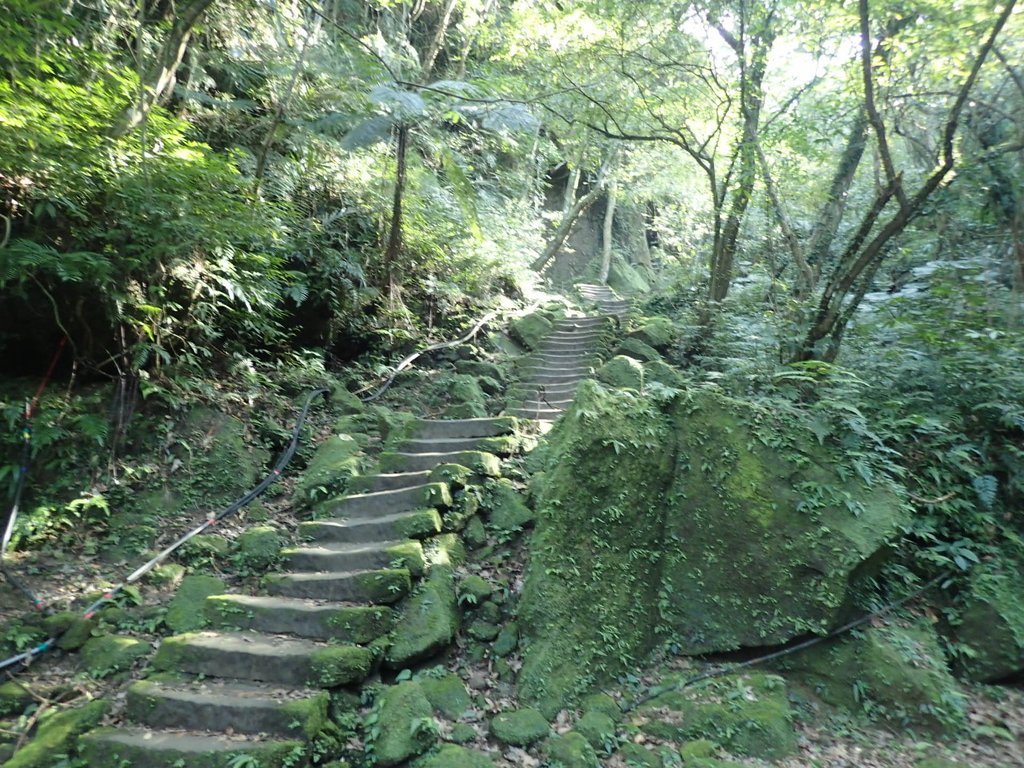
[509,283,631,421]
[81,416,518,768]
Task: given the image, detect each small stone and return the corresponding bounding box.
[459,575,493,604]
[413,744,494,767]
[374,682,437,766]
[575,711,616,750]
[420,673,473,720]
[489,708,550,746]
[543,731,600,768]
[468,621,500,642]
[493,623,519,657]
[80,634,149,679]
[449,723,478,744]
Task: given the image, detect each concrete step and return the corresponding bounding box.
[411,416,516,439]
[317,482,450,518]
[153,631,373,687]
[519,398,574,409]
[265,568,411,604]
[509,406,565,420]
[523,372,590,384]
[81,727,303,768]
[205,594,395,642]
[126,678,327,738]
[378,450,501,474]
[546,330,604,340]
[299,509,442,544]
[528,352,594,363]
[399,436,499,454]
[348,470,432,493]
[282,540,422,574]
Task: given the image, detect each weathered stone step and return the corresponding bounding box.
[265,568,411,604]
[282,540,423,574]
[205,594,394,643]
[524,372,590,384]
[82,728,303,768]
[153,631,373,687]
[299,509,441,544]
[547,330,604,340]
[528,352,595,363]
[317,482,450,518]
[399,436,502,454]
[525,361,591,372]
[348,470,432,493]
[519,398,574,410]
[411,416,516,439]
[509,387,580,402]
[509,406,565,420]
[126,678,327,738]
[378,450,501,474]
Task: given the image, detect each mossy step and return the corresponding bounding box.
[523,372,591,383]
[411,416,518,439]
[153,631,373,687]
[126,679,328,738]
[399,437,508,455]
[316,482,451,518]
[509,381,581,395]
[205,594,394,642]
[265,568,411,604]
[81,727,304,768]
[509,407,565,420]
[281,540,424,575]
[378,450,501,475]
[348,471,432,493]
[519,398,574,410]
[299,509,442,543]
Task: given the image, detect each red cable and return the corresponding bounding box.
[27,337,67,419]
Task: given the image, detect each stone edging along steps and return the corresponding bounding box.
[78,283,631,767]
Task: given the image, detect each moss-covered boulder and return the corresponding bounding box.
[442,374,489,419]
[44,611,96,651]
[165,574,225,633]
[628,316,676,351]
[615,338,661,362]
[413,744,494,767]
[632,673,796,760]
[233,525,283,572]
[385,566,460,667]
[482,478,533,531]
[644,360,685,388]
[6,699,108,768]
[596,355,644,389]
[373,682,437,766]
[455,360,507,383]
[606,254,649,296]
[781,617,966,732]
[946,556,1024,682]
[510,312,554,351]
[543,731,600,768]
[489,708,550,746]
[420,673,473,720]
[80,634,150,678]
[574,710,615,750]
[296,434,363,506]
[519,382,908,712]
[329,383,365,415]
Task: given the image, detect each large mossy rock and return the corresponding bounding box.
[510,312,554,351]
[631,673,796,760]
[373,682,437,766]
[628,316,676,351]
[946,556,1024,682]
[596,355,644,389]
[6,699,108,768]
[165,574,225,633]
[519,382,908,713]
[296,434,363,506]
[385,566,460,668]
[606,254,649,296]
[780,616,966,733]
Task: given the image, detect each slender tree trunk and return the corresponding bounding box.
[383,124,409,305]
[420,0,458,80]
[532,177,606,273]
[108,0,215,139]
[598,179,617,283]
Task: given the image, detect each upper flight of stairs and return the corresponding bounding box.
[82,416,517,768]
[509,283,631,421]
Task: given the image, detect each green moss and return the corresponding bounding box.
[165,575,225,633]
[489,708,550,746]
[483,478,533,531]
[615,743,663,768]
[309,645,374,687]
[543,731,600,768]
[348,569,412,603]
[493,623,519,657]
[420,673,473,720]
[181,533,231,563]
[459,575,493,604]
[596,355,644,389]
[510,312,554,351]
[443,375,489,419]
[615,338,661,362]
[628,316,676,351]
[43,611,96,651]
[385,566,460,667]
[80,634,149,678]
[81,729,303,768]
[424,533,467,567]
[914,759,971,768]
[606,254,649,296]
[385,541,426,577]
[233,525,282,571]
[413,744,495,767]
[429,463,475,489]
[454,360,507,382]
[296,434,363,506]
[324,606,397,644]
[374,681,437,766]
[644,359,685,388]
[781,617,966,733]
[574,711,615,750]
[147,562,186,587]
[580,693,621,723]
[519,382,909,712]
[632,673,796,760]
[389,508,443,540]
[449,723,479,744]
[0,681,34,718]
[6,699,108,768]
[464,516,487,549]
[948,555,1024,682]
[329,383,366,415]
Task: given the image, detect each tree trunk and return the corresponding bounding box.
[598,179,617,283]
[108,0,216,139]
[531,177,606,273]
[383,124,410,305]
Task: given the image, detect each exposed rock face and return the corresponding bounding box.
[519,381,909,712]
